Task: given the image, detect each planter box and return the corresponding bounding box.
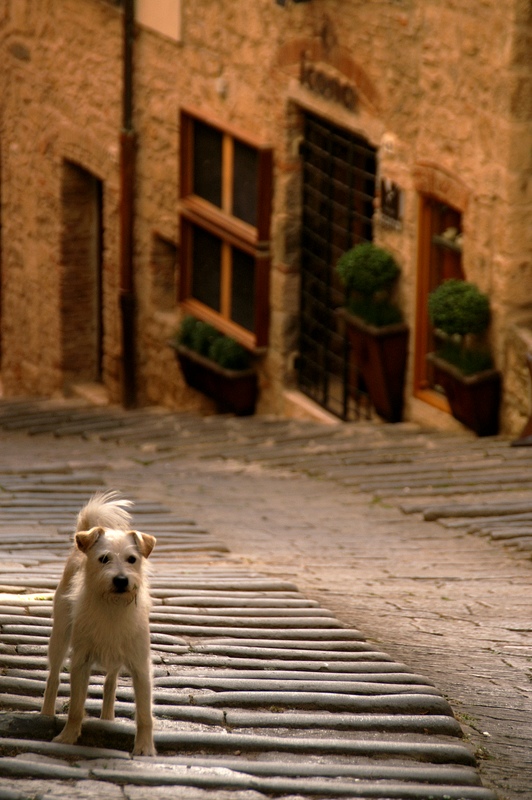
[428,353,501,436]
[341,310,409,423]
[171,343,258,416]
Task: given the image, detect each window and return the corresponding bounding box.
[179,108,273,349]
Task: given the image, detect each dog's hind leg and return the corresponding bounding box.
[42,596,72,716]
[53,652,92,745]
[101,667,120,720]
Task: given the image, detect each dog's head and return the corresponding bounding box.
[75,527,156,605]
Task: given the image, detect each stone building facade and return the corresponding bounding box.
[1,0,531,434]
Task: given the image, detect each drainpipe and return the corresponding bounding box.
[119,0,136,407]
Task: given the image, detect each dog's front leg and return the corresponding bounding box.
[53,654,92,745]
[130,664,156,756]
[101,667,120,721]
[42,593,72,716]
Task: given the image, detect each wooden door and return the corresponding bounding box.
[415,196,464,407]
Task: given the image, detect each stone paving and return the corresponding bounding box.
[1,397,532,798]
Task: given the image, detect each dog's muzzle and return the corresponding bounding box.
[113,575,129,593]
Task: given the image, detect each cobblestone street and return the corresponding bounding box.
[1,399,532,798]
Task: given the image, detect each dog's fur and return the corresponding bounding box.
[42,491,156,756]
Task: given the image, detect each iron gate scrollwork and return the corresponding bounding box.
[298,113,377,420]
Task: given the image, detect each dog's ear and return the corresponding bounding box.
[129,530,156,559]
[75,526,105,553]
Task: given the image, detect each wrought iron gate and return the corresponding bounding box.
[298,113,377,419]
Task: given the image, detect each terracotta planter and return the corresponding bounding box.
[171,343,258,416]
[341,310,409,423]
[428,353,501,436]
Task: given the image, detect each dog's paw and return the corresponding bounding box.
[132,738,156,757]
[53,726,81,745]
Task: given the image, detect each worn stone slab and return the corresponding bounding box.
[154,668,433,684]
[153,676,439,694]
[401,501,532,520]
[0,756,496,799]
[223,709,462,734]
[0,737,129,760]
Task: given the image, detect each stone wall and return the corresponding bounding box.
[1,0,531,433]
[1,0,123,398]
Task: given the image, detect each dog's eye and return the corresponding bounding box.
[126,555,137,564]
[99,554,110,564]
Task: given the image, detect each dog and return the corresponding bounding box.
[42,491,157,756]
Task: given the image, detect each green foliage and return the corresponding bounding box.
[177,315,201,349]
[336,243,402,327]
[428,280,493,376]
[209,336,251,371]
[437,340,493,376]
[428,279,490,337]
[336,243,400,298]
[176,316,250,370]
[347,298,403,327]
[191,323,222,357]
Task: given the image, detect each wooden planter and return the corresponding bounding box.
[341,310,409,423]
[428,353,501,436]
[171,344,258,416]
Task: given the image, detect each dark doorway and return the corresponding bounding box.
[298,112,377,419]
[60,162,103,388]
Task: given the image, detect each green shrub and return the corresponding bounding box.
[428,280,493,375]
[336,243,400,298]
[348,298,403,327]
[336,243,402,327]
[176,316,251,370]
[191,323,222,357]
[177,315,199,349]
[437,340,493,376]
[428,279,490,337]
[209,336,251,371]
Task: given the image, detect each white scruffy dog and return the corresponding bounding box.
[42,491,156,755]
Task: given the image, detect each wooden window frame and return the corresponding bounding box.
[179,107,273,349]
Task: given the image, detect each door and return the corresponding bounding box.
[60,161,104,388]
[414,196,464,406]
[298,113,377,419]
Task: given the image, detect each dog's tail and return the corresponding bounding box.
[76,491,133,532]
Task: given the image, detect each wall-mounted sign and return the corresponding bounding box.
[300,53,357,113]
[380,178,403,230]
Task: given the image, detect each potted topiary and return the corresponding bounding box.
[336,242,409,422]
[170,316,258,415]
[427,279,501,436]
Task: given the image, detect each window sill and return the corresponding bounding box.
[180,197,261,250]
[180,299,259,352]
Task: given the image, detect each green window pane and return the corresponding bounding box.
[231,247,255,331]
[191,226,221,312]
[193,121,222,208]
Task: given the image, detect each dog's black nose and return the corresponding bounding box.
[113,575,129,593]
